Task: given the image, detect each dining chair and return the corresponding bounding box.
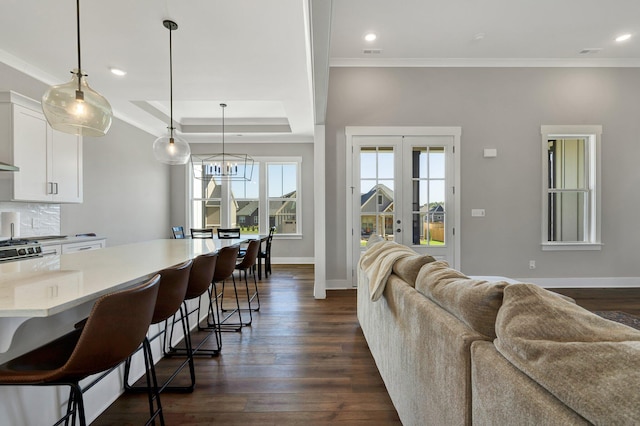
[0,275,163,426]
[258,226,276,279]
[190,228,214,239]
[172,226,185,239]
[217,228,241,239]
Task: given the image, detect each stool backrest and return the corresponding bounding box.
[217,228,241,239]
[213,245,239,281]
[60,274,161,379]
[152,260,193,324]
[236,239,260,269]
[185,252,217,300]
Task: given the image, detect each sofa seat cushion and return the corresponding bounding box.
[392,254,436,285]
[495,283,640,425]
[415,261,509,339]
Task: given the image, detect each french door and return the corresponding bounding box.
[347,127,460,286]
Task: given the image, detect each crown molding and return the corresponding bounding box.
[330,57,640,68]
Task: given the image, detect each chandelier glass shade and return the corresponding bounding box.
[153,19,191,165]
[42,0,112,137]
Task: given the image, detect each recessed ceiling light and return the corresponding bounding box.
[616,34,632,42]
[110,67,127,77]
[364,33,377,42]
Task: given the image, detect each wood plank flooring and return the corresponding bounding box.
[93,265,640,425]
[93,265,401,425]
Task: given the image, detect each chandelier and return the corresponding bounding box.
[191,103,254,181]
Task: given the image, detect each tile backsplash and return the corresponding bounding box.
[0,202,60,238]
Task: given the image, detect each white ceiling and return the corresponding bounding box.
[1,0,640,143]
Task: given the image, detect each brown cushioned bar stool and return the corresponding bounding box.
[235,239,261,315]
[166,252,221,357]
[210,245,248,332]
[0,275,162,426]
[124,260,194,393]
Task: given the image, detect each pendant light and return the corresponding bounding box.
[191,103,255,181]
[152,20,191,165]
[42,0,112,137]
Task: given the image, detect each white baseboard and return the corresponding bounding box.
[516,277,640,288]
[271,257,314,264]
[326,279,353,290]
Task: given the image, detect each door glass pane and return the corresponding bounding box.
[429,147,445,179]
[360,149,377,179]
[378,147,394,179]
[360,147,395,246]
[411,146,446,246]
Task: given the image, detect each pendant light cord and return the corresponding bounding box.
[169,23,174,139]
[75,0,82,92]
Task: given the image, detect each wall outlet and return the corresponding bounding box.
[529,260,536,270]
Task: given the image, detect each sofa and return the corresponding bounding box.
[357,239,640,425]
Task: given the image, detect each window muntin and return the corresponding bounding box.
[541,125,601,250]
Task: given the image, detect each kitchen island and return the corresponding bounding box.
[0,238,241,425]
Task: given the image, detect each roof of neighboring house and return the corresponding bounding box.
[237,201,259,216]
[361,184,394,212]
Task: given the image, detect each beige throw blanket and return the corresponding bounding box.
[358,240,416,301]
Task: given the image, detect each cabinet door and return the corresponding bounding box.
[12,105,50,201]
[51,130,82,203]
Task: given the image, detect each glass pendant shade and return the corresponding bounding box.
[42,70,112,137]
[153,132,191,165]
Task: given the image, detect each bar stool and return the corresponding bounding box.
[124,260,194,393]
[166,252,220,357]
[210,245,247,331]
[0,275,162,426]
[235,239,261,313]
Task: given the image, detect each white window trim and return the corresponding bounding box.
[187,156,302,239]
[540,125,602,251]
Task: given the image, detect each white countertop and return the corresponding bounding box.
[0,238,242,318]
[36,235,106,246]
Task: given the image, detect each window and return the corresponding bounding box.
[541,125,601,250]
[268,163,299,234]
[190,157,301,236]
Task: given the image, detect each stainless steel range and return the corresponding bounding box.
[0,239,43,262]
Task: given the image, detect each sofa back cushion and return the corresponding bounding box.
[494,283,640,425]
[392,254,436,285]
[415,261,509,339]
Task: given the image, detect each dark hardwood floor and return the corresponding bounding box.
[93,265,640,425]
[93,265,401,425]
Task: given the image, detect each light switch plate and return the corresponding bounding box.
[471,209,485,217]
[483,148,497,158]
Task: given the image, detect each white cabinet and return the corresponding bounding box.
[0,91,83,203]
[61,239,106,254]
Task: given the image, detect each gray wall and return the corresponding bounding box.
[0,63,171,246]
[326,67,640,280]
[171,142,315,260]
